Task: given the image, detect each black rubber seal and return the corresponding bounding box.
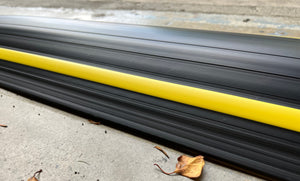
[0,16,299,180]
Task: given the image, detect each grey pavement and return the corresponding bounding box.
[0,2,300,38]
[1,0,300,18]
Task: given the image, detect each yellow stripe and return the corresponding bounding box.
[0,47,299,132]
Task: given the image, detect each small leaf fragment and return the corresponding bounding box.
[154,155,205,178]
[88,120,101,125]
[0,124,7,128]
[27,169,42,181]
[154,146,169,159]
[27,176,38,181]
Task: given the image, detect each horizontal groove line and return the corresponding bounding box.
[0,47,300,132]
[0,22,299,60]
[1,62,299,147]
[1,32,300,82]
[2,30,300,85]
[0,70,299,170]
[2,38,300,108]
[0,71,298,173]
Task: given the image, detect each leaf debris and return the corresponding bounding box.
[88,120,101,125]
[0,124,7,128]
[154,155,205,178]
[27,169,42,181]
[154,146,169,159]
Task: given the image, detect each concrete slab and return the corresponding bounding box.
[1,0,300,18]
[0,6,299,38]
[0,88,264,180]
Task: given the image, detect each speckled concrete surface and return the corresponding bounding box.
[0,5,299,38]
[1,0,300,18]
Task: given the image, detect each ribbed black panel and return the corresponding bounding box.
[0,16,299,180]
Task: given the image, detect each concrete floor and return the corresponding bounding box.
[0,0,300,37]
[0,88,263,181]
[1,0,300,18]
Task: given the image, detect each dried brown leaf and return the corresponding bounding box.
[0,124,7,128]
[154,146,169,159]
[27,176,38,181]
[154,155,205,178]
[88,120,101,125]
[27,169,42,181]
